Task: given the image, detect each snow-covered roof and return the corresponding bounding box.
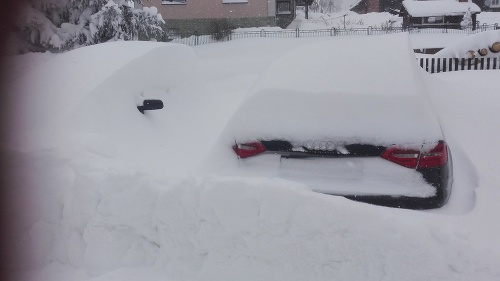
[344,0,364,12]
[402,0,481,17]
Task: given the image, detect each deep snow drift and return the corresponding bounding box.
[3,34,500,281]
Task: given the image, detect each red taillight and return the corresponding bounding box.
[418,141,448,168]
[381,147,420,168]
[232,142,266,159]
[381,141,448,169]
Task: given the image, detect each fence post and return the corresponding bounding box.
[194,31,199,46]
[330,27,335,36]
[296,28,299,38]
[368,26,372,35]
[437,58,441,73]
[260,29,266,37]
[448,58,452,72]
[442,58,446,72]
[496,23,499,30]
[431,58,435,74]
[425,58,429,73]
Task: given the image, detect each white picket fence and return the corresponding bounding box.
[168,24,500,46]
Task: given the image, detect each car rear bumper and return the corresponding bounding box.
[238,153,452,209]
[278,156,436,197]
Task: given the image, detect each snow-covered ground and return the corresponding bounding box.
[2,18,500,281]
[290,10,500,50]
[435,30,500,59]
[292,10,500,30]
[290,10,401,30]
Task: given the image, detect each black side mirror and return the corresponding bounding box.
[138,99,164,114]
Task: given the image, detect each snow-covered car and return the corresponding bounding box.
[219,34,452,209]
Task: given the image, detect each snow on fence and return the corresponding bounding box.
[169,24,500,46]
[418,57,500,73]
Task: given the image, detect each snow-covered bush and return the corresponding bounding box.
[209,19,235,41]
[12,0,165,53]
[380,19,397,31]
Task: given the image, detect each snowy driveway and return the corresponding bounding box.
[3,36,500,281]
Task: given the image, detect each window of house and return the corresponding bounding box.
[425,16,443,24]
[277,1,292,14]
[162,0,186,4]
[491,0,500,6]
[223,0,248,3]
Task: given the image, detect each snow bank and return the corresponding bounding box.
[435,30,500,59]
[4,41,210,177]
[4,36,500,281]
[7,156,498,281]
[233,26,283,32]
[295,10,402,30]
[7,158,491,280]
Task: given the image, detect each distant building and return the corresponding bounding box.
[349,0,403,14]
[399,0,481,30]
[143,0,297,36]
[351,0,381,14]
[484,0,500,11]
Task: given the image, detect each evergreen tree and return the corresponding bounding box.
[13,0,164,53]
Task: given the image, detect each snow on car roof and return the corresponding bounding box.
[250,33,426,97]
[402,0,481,17]
[226,33,443,145]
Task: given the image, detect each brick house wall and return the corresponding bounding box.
[144,0,290,36]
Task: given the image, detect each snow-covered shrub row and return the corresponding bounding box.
[12,0,164,54]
